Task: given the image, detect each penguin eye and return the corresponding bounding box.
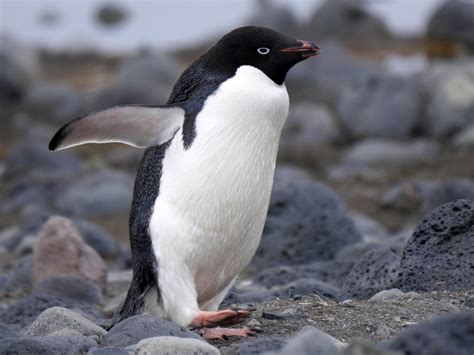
[257,47,270,55]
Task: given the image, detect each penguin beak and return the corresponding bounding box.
[281,40,320,58]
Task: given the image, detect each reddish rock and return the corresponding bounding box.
[33,216,107,292]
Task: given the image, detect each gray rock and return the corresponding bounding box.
[106,270,132,298]
[27,307,106,337]
[350,212,388,243]
[0,322,19,340]
[33,276,103,305]
[88,346,128,355]
[427,1,474,47]
[423,60,474,137]
[454,123,474,149]
[280,102,339,159]
[386,311,474,355]
[0,335,98,354]
[48,328,85,337]
[227,336,286,355]
[0,255,33,298]
[55,169,133,217]
[0,36,39,103]
[105,315,200,348]
[256,176,361,266]
[342,338,401,355]
[0,295,103,329]
[95,3,128,27]
[343,139,439,166]
[399,199,474,292]
[338,73,421,139]
[248,1,298,35]
[369,289,419,302]
[75,220,126,260]
[126,336,220,355]
[306,0,391,42]
[279,326,345,355]
[24,82,80,124]
[339,248,400,300]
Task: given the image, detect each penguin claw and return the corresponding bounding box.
[200,327,255,340]
[191,309,252,327]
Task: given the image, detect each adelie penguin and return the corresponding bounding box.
[49,26,319,339]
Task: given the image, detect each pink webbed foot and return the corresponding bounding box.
[200,326,255,340]
[191,309,251,328]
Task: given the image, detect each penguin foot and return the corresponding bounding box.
[191,309,251,327]
[199,326,255,340]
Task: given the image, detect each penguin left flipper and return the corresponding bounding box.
[48,104,186,151]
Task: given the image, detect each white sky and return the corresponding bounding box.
[0,0,444,54]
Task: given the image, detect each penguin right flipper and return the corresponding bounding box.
[48,104,186,151]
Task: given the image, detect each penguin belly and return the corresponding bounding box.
[148,66,289,326]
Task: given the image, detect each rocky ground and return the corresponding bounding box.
[1,0,474,354]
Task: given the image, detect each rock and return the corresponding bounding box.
[338,73,421,140]
[105,315,200,348]
[256,177,361,266]
[0,322,19,340]
[339,248,400,300]
[254,261,353,289]
[386,311,474,355]
[33,216,107,292]
[0,36,39,103]
[454,123,474,149]
[350,212,388,243]
[106,270,132,298]
[279,326,345,355]
[427,1,474,48]
[343,139,439,166]
[287,41,376,106]
[55,169,133,217]
[75,220,126,260]
[262,309,306,321]
[27,307,106,337]
[226,336,286,355]
[126,336,220,355]
[95,3,128,27]
[383,54,428,78]
[342,338,401,355]
[370,289,419,302]
[88,346,128,355]
[5,140,81,179]
[23,82,80,124]
[48,328,85,337]
[248,1,298,35]
[0,255,33,298]
[423,60,474,137]
[306,0,391,42]
[103,292,126,317]
[0,295,103,329]
[279,102,340,160]
[33,276,103,305]
[399,199,474,292]
[0,336,98,354]
[335,241,380,264]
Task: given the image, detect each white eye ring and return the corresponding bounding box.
[257,47,270,55]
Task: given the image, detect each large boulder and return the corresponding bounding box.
[386,311,474,355]
[255,172,361,266]
[33,216,107,292]
[0,336,98,354]
[125,336,220,355]
[399,199,474,292]
[338,73,421,139]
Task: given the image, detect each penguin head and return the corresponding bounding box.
[206,26,319,85]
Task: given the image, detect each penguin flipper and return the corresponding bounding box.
[48,104,185,151]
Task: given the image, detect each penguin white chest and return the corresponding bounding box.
[149,66,289,304]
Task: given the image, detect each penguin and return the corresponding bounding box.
[49,26,319,339]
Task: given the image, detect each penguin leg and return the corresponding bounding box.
[191,309,251,327]
[199,327,255,340]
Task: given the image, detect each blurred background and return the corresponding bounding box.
[0,0,473,276]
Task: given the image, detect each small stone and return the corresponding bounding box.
[340,338,401,355]
[262,310,306,321]
[125,336,220,355]
[279,326,345,355]
[370,289,419,302]
[465,296,474,308]
[27,307,107,337]
[246,318,261,328]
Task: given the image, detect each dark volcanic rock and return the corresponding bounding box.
[0,255,33,298]
[0,295,103,329]
[256,177,361,266]
[0,335,97,354]
[399,199,474,292]
[339,248,401,300]
[386,311,474,355]
[225,336,287,355]
[0,322,19,340]
[105,315,200,348]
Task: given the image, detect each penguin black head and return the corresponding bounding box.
[204,26,320,85]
